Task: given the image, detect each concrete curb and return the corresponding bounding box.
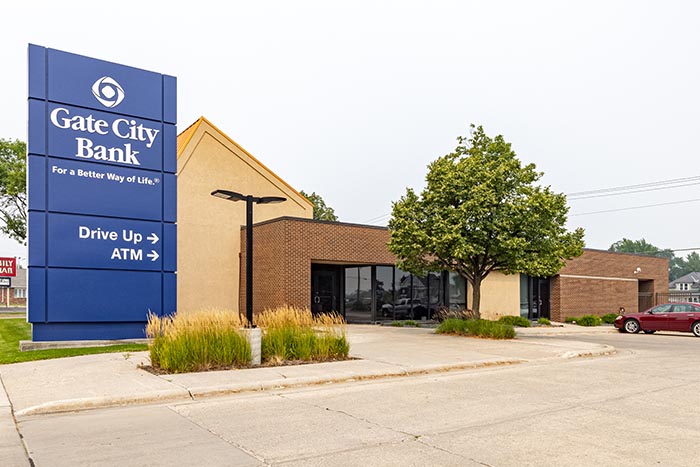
[184,359,527,399]
[516,327,617,337]
[11,343,614,417]
[19,338,149,351]
[14,388,191,417]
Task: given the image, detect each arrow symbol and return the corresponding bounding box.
[147,250,159,262]
[147,233,159,244]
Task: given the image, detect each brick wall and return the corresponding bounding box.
[241,223,671,322]
[552,249,668,320]
[0,288,25,307]
[240,217,396,315]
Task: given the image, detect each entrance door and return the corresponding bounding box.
[525,276,550,320]
[537,279,551,320]
[311,265,340,314]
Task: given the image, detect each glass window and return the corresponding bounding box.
[428,272,443,319]
[345,267,359,311]
[344,267,372,322]
[448,272,466,310]
[651,304,672,313]
[392,269,412,319]
[376,266,394,319]
[411,274,428,319]
[519,274,529,318]
[394,269,412,300]
[13,288,25,299]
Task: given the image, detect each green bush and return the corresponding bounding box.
[436,318,515,339]
[537,317,551,325]
[601,313,618,324]
[564,316,578,323]
[576,315,602,327]
[390,321,405,327]
[498,316,531,327]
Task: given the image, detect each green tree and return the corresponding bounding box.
[683,252,700,274]
[300,190,338,221]
[388,125,584,317]
[608,238,682,280]
[0,139,27,244]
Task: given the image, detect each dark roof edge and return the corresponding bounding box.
[241,216,390,231]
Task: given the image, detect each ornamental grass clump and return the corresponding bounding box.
[257,306,349,363]
[436,318,515,339]
[146,309,251,373]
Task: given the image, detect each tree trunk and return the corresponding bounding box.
[472,275,482,319]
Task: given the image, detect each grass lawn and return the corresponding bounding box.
[0,318,148,365]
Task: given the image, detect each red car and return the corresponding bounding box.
[615,302,700,337]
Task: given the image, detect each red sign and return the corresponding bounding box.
[0,258,16,277]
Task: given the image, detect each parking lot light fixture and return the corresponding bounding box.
[211,190,286,327]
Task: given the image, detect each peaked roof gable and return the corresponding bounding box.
[176,117,313,208]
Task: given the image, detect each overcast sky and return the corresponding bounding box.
[2,1,699,263]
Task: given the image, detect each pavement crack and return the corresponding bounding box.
[166,405,272,465]
[275,393,418,438]
[414,437,477,463]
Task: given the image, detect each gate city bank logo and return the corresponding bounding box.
[47,75,160,167]
[91,76,125,108]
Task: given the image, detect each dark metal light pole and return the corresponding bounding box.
[211,189,286,327]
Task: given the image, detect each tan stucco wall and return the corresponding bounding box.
[177,119,312,313]
[467,272,520,320]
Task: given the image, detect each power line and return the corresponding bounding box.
[570,197,700,216]
[568,181,700,200]
[359,174,700,223]
[567,175,700,197]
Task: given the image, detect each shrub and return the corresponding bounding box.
[434,307,478,322]
[601,313,618,324]
[576,315,602,327]
[257,306,349,363]
[390,321,405,327]
[564,316,578,323]
[436,318,515,339]
[498,315,531,327]
[537,317,551,325]
[146,309,251,373]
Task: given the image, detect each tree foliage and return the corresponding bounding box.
[609,238,697,281]
[388,125,585,317]
[300,190,338,221]
[0,139,27,244]
[608,238,674,259]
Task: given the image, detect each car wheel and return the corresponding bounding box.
[624,319,640,334]
[643,330,656,334]
[692,321,700,337]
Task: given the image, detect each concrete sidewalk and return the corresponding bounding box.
[0,324,614,421]
[0,324,614,466]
